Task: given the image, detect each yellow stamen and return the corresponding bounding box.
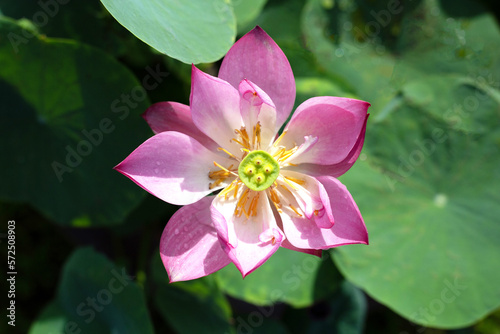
[284,176,306,185]
[234,188,249,218]
[272,147,285,160]
[209,178,224,190]
[233,181,240,198]
[219,180,237,198]
[278,147,298,162]
[231,138,248,149]
[240,128,250,143]
[234,128,251,149]
[252,122,261,148]
[269,188,280,205]
[248,193,260,216]
[271,200,283,213]
[279,183,292,194]
[241,205,250,219]
[234,207,243,218]
[273,131,287,147]
[237,188,250,207]
[213,162,232,173]
[282,177,298,190]
[218,147,238,160]
[289,204,303,217]
[208,170,230,179]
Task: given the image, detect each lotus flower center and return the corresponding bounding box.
[238,150,280,191]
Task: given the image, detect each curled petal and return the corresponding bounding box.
[282,135,318,164]
[142,101,218,151]
[160,196,231,282]
[277,170,334,229]
[238,79,277,149]
[211,189,283,276]
[281,176,368,249]
[114,132,233,205]
[272,206,322,257]
[190,65,243,155]
[289,114,369,178]
[283,97,370,165]
[219,26,295,130]
[281,238,322,257]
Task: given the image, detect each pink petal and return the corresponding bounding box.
[160,196,231,282]
[114,131,233,205]
[281,238,322,257]
[289,114,369,178]
[278,170,334,229]
[282,97,370,165]
[219,26,295,130]
[272,205,322,257]
[238,79,277,149]
[190,65,243,155]
[142,101,218,151]
[281,176,368,249]
[210,189,283,277]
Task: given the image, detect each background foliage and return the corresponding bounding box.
[1,0,500,333]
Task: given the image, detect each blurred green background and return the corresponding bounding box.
[1,0,500,333]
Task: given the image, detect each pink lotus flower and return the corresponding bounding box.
[115,27,369,282]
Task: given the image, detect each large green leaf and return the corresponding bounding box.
[0,18,152,227]
[100,0,236,64]
[29,301,74,334]
[151,254,234,334]
[216,247,342,308]
[0,0,141,58]
[301,0,398,115]
[333,100,500,328]
[30,248,154,334]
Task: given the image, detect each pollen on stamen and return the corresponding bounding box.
[272,147,285,160]
[213,162,232,173]
[284,176,306,185]
[209,179,224,190]
[234,188,250,218]
[233,128,251,150]
[218,147,238,160]
[233,181,240,198]
[248,193,260,216]
[282,177,298,190]
[252,122,261,149]
[219,179,238,199]
[273,130,287,147]
[279,183,292,194]
[289,204,303,217]
[278,147,298,162]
